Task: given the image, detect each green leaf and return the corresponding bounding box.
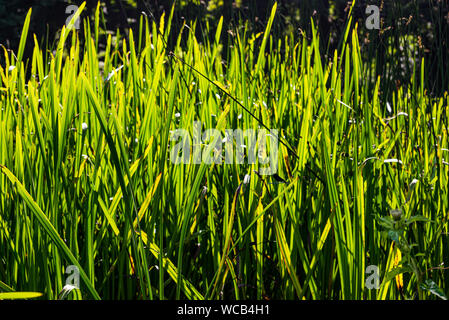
[420,280,448,300]
[388,230,399,243]
[381,266,412,287]
[405,215,433,225]
[377,215,395,229]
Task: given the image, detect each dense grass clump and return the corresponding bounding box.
[0,3,448,300]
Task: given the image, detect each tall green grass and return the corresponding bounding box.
[0,2,448,300]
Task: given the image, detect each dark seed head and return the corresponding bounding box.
[390,209,402,221]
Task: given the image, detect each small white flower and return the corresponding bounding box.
[62,284,78,292]
[8,65,15,72]
[215,93,221,100]
[384,159,403,165]
[106,65,124,82]
[174,112,181,118]
[81,122,88,131]
[81,154,88,160]
[243,174,251,185]
[238,114,242,119]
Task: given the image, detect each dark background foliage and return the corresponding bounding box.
[1,0,448,95]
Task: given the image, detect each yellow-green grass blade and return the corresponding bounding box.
[0,165,100,300]
[0,292,43,300]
